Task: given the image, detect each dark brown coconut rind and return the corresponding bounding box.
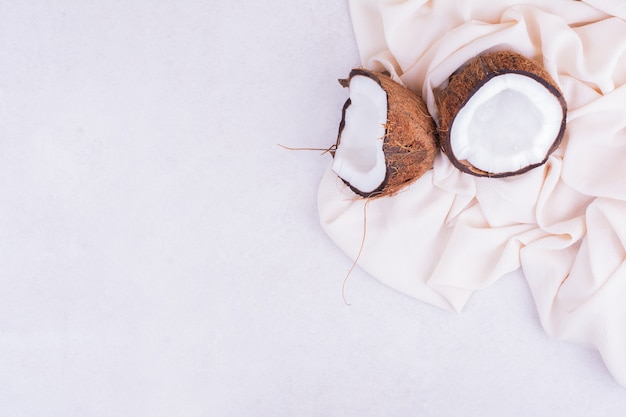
[334,69,438,198]
[437,50,567,177]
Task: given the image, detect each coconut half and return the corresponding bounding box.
[332,69,438,198]
[437,51,567,177]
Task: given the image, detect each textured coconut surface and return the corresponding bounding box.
[2,1,626,417]
[369,70,439,196]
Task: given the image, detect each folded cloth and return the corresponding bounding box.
[318,0,626,387]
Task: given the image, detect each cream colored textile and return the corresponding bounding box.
[319,0,626,387]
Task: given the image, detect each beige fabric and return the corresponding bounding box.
[319,0,626,387]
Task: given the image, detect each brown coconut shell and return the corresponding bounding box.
[334,69,438,198]
[437,50,567,177]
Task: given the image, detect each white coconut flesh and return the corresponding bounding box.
[450,73,564,174]
[332,75,388,193]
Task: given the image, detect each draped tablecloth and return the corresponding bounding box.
[318,0,626,387]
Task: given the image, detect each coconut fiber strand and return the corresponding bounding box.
[319,0,626,388]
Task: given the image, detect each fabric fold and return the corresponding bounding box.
[318,168,470,311]
[320,0,626,387]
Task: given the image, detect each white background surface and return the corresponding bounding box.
[1,1,626,416]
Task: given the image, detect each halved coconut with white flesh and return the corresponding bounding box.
[332,69,438,198]
[437,51,567,177]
